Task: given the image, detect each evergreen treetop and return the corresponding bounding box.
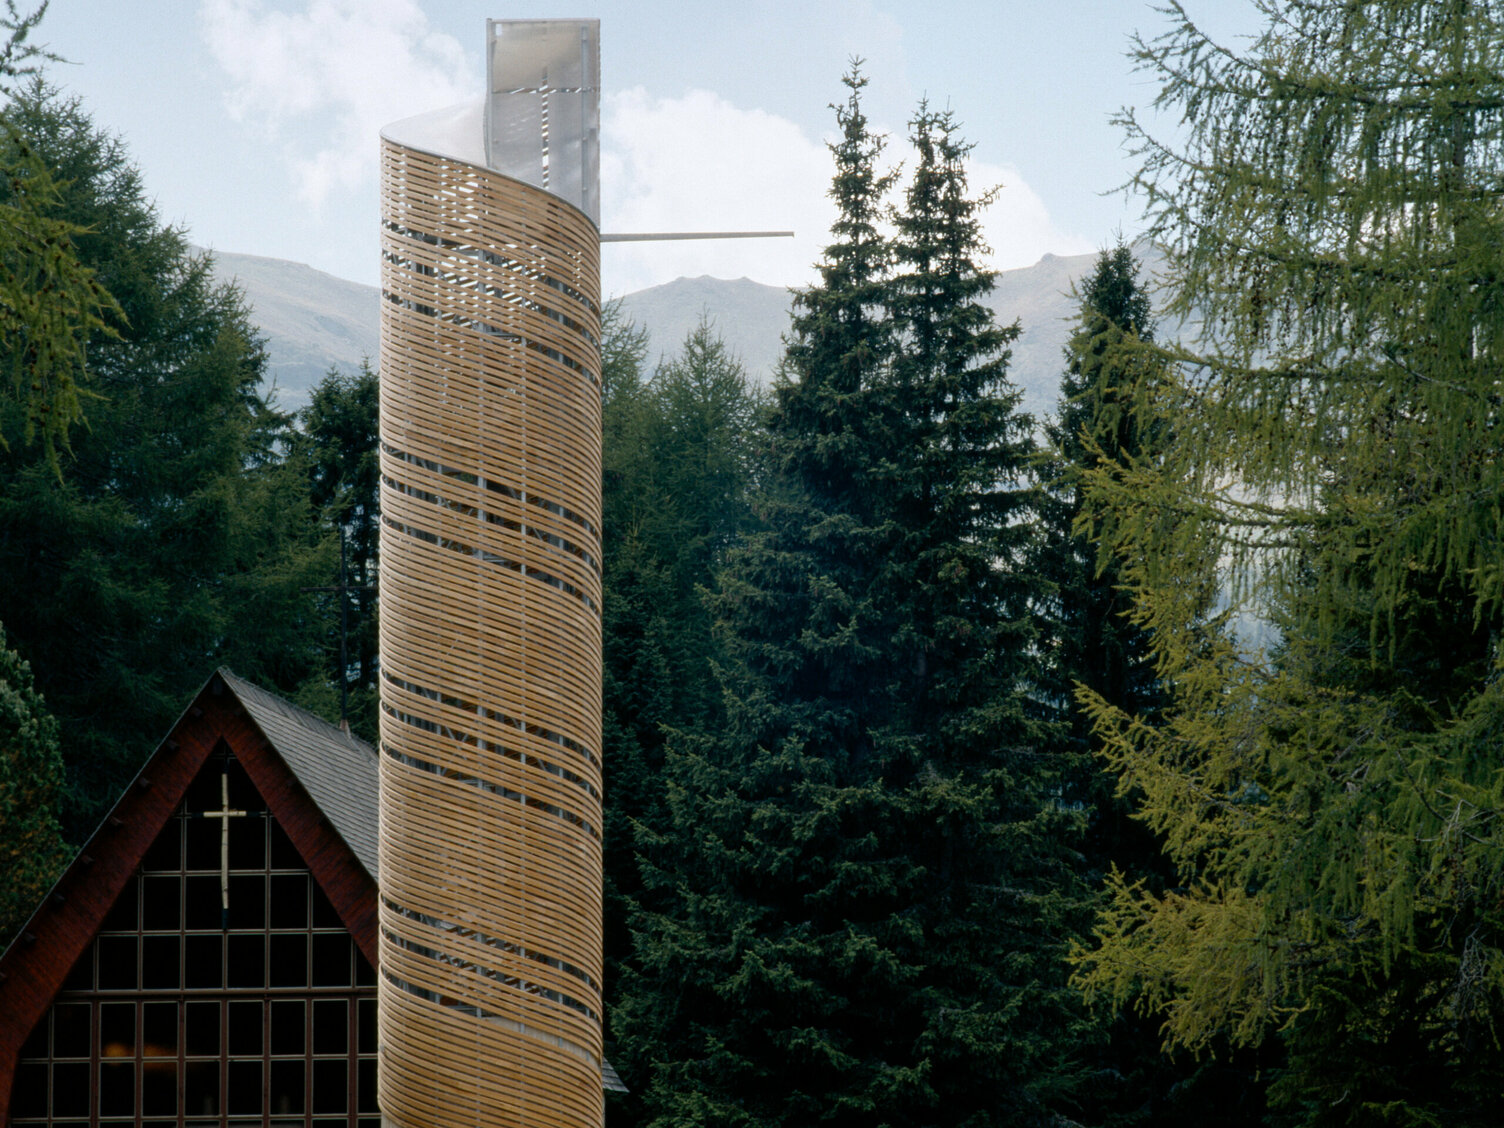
[623,70,1093,1128]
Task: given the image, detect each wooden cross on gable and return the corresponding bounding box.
[192,767,248,929]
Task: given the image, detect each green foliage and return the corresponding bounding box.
[1034,245,1265,1127]
[620,71,1094,1128]
[0,84,329,839]
[1037,243,1169,806]
[1073,4,1504,1124]
[598,307,764,1124]
[296,360,380,741]
[0,621,66,948]
[0,2,120,465]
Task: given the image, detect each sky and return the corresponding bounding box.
[33,1,1259,298]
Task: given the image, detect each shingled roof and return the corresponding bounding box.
[218,668,379,878]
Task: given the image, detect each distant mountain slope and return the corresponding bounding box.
[614,249,1169,421]
[207,250,380,410]
[616,275,793,383]
[210,245,1169,421]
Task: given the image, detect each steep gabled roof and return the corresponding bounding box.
[220,669,379,878]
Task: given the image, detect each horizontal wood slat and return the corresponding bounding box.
[378,138,603,1128]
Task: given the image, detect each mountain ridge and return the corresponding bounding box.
[207,246,1165,419]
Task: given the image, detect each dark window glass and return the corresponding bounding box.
[99,1060,134,1116]
[313,999,348,1055]
[227,932,265,988]
[227,1059,263,1115]
[141,1001,176,1051]
[142,1060,177,1116]
[270,933,309,988]
[355,947,376,987]
[100,1002,134,1056]
[52,1061,90,1116]
[142,934,181,990]
[19,1014,47,1059]
[310,881,341,928]
[270,1000,305,1055]
[141,875,181,930]
[98,935,138,990]
[228,1000,263,1056]
[185,933,223,989]
[142,1001,177,1053]
[184,816,222,872]
[357,998,377,1054]
[62,947,94,992]
[225,758,260,812]
[142,820,182,871]
[312,1058,348,1113]
[228,814,267,870]
[270,1058,306,1115]
[358,1057,379,1113]
[227,873,266,929]
[270,873,309,928]
[269,818,302,869]
[12,1062,47,1116]
[101,876,139,931]
[185,1059,220,1116]
[184,761,228,812]
[54,1002,91,1057]
[184,874,223,930]
[185,1001,220,1057]
[312,933,351,987]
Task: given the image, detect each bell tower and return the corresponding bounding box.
[377,19,605,1128]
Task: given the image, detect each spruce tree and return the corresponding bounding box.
[1038,245,1272,1126]
[598,311,762,1126]
[622,74,1092,1128]
[297,361,381,741]
[1038,243,1163,787]
[1072,3,1504,1123]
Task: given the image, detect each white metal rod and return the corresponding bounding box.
[599,230,794,242]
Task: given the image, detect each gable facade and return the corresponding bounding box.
[0,671,383,1127]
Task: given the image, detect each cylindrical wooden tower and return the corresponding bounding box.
[376,20,603,1128]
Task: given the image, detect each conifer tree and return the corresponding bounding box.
[1072,3,1504,1123]
[297,361,381,741]
[622,73,1092,1128]
[598,311,762,1126]
[1039,246,1271,1126]
[0,84,328,837]
[1037,242,1163,790]
[0,622,67,947]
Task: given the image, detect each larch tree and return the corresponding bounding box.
[0,83,329,838]
[1039,244,1270,1127]
[621,72,1093,1128]
[1072,3,1504,1124]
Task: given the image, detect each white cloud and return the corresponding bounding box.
[600,87,1090,294]
[199,0,475,207]
[966,157,1096,271]
[600,87,834,297]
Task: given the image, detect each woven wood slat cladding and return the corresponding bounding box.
[378,138,604,1128]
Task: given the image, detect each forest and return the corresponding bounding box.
[3,2,1503,1126]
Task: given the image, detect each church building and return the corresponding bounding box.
[0,669,383,1125]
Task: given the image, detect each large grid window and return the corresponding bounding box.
[13,749,379,1128]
